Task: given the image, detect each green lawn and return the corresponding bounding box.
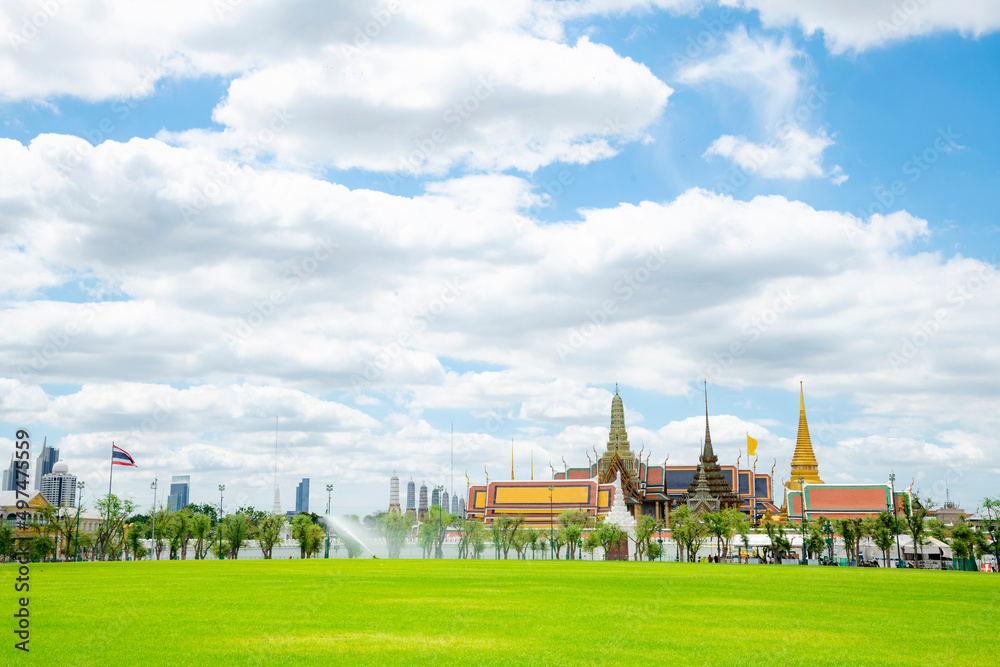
[6,559,998,665]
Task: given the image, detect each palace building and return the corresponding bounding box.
[466,387,778,526]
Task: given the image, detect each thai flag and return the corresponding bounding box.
[112,444,138,467]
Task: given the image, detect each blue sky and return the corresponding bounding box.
[1,1,998,514]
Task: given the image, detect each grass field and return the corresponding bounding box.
[5,559,998,665]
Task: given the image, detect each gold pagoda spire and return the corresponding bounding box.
[786,381,823,490]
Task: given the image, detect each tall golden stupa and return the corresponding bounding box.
[785,381,824,491]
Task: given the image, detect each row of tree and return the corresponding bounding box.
[0,496,369,562]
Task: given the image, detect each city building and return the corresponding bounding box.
[431,486,440,509]
[167,475,190,512]
[441,490,450,515]
[450,494,459,515]
[40,460,77,508]
[295,478,310,514]
[1,453,21,491]
[34,438,59,490]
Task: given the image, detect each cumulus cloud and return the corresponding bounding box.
[1,134,997,507]
[678,26,845,183]
[704,125,847,183]
[1,1,672,174]
[721,0,1000,54]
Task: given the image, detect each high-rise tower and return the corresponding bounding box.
[389,470,401,514]
[786,381,824,491]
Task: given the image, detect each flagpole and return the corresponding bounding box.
[106,441,115,560]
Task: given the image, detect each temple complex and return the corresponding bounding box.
[466,386,777,527]
[776,382,907,525]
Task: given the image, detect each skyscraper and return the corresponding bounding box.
[1,454,19,491]
[34,439,58,490]
[406,478,416,517]
[166,475,191,512]
[295,478,310,514]
[40,460,77,507]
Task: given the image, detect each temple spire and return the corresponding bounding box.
[703,380,714,458]
[787,381,824,490]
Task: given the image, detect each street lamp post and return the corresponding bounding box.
[218,484,225,561]
[74,481,85,562]
[889,472,903,568]
[548,485,554,561]
[325,483,333,559]
[578,538,583,561]
[150,478,158,561]
[798,476,806,565]
[658,537,663,562]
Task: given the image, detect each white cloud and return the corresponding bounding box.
[722,0,1000,53]
[704,125,846,183]
[679,26,845,182]
[2,134,998,508]
[677,25,803,125]
[1,1,672,174]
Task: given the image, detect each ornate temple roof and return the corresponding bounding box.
[786,381,824,490]
[686,383,742,509]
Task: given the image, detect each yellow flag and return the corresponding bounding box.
[747,434,758,456]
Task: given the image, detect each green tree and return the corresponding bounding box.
[291,513,316,559]
[256,514,285,559]
[94,494,138,561]
[125,522,146,561]
[949,519,975,570]
[456,519,485,559]
[376,512,414,559]
[979,497,1000,566]
[901,494,933,565]
[488,515,524,560]
[151,506,171,560]
[835,519,857,564]
[0,523,16,562]
[223,513,250,559]
[925,518,947,542]
[28,535,54,562]
[583,530,600,559]
[763,521,789,562]
[669,505,707,562]
[634,515,662,561]
[558,510,589,560]
[425,507,457,559]
[872,523,895,566]
[595,520,628,561]
[191,513,212,560]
